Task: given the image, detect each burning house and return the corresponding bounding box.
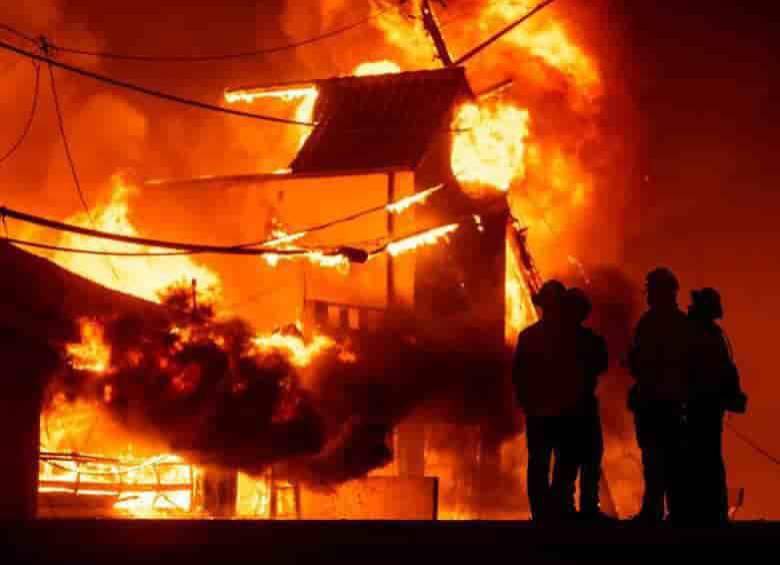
[141,63,541,518]
[0,0,630,521]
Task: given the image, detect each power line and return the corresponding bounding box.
[0,205,364,259]
[0,38,316,127]
[47,59,121,281]
[454,0,558,66]
[1,184,444,259]
[3,237,195,257]
[47,62,94,231]
[0,61,40,166]
[43,8,392,63]
[726,421,780,468]
[0,23,38,45]
[218,184,445,249]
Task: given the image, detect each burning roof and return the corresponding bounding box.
[0,241,167,341]
[292,67,471,173]
[227,67,473,175]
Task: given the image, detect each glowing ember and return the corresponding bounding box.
[251,332,336,368]
[386,223,459,257]
[353,60,402,76]
[386,184,443,214]
[49,176,221,304]
[567,255,591,285]
[67,319,111,373]
[452,101,530,194]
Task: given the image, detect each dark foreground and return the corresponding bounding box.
[2,520,779,564]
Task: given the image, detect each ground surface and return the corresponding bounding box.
[2,520,778,564]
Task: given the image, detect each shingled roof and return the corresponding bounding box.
[290,67,472,174]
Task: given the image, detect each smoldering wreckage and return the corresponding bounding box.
[0,1,639,520]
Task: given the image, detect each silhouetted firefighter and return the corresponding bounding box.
[628,268,691,523]
[685,288,747,525]
[555,287,611,520]
[513,280,593,522]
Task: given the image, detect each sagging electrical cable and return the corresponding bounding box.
[1,183,445,259]
[0,22,38,45]
[0,205,367,261]
[0,38,316,127]
[46,53,121,281]
[37,7,393,63]
[726,421,780,468]
[0,61,40,166]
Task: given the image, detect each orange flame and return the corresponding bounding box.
[262,248,350,273]
[250,332,335,368]
[67,319,112,373]
[49,176,221,304]
[262,222,351,272]
[505,238,538,345]
[224,85,320,149]
[485,1,601,96]
[452,101,530,195]
[386,223,459,257]
[353,60,402,76]
[386,184,443,214]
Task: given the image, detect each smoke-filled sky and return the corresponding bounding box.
[2,1,780,517]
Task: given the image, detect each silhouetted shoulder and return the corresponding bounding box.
[516,320,545,346]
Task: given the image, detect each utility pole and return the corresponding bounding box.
[421,0,453,67]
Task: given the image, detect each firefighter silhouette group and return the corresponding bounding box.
[512,268,747,525]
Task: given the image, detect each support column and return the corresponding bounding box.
[0,329,59,519]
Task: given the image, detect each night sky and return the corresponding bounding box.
[2,1,779,517]
[623,1,779,518]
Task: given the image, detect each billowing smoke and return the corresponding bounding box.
[43,288,519,489]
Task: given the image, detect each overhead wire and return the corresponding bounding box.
[0,205,357,257]
[0,61,40,166]
[454,0,558,66]
[0,22,38,46]
[726,421,780,468]
[40,7,394,63]
[0,38,316,126]
[1,183,446,258]
[46,54,121,280]
[47,61,95,230]
[2,237,196,257]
